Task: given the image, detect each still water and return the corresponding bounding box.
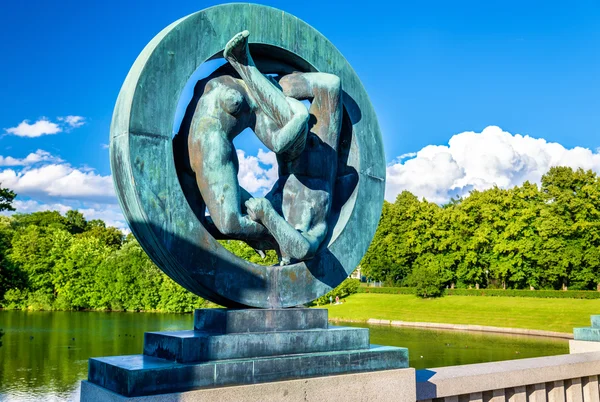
[0,311,568,401]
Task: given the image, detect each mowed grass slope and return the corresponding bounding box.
[324,293,600,333]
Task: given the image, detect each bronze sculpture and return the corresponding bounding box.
[84,6,406,399]
[110,3,385,309]
[178,30,342,266]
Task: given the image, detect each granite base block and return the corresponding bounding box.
[570,339,600,354]
[144,326,369,363]
[194,308,328,333]
[89,345,409,397]
[591,315,600,328]
[80,367,417,402]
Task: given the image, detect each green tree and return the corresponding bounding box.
[0,185,16,212]
[9,225,67,297]
[406,254,445,298]
[52,234,112,309]
[493,182,543,289]
[65,210,88,234]
[81,219,123,249]
[0,216,22,301]
[13,211,68,231]
[220,240,279,266]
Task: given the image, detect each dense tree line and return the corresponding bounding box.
[361,166,600,294]
[0,210,199,312]
[0,206,277,312]
[1,165,598,309]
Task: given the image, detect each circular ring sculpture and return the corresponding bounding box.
[110,3,385,308]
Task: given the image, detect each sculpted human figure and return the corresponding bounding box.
[244,70,342,265]
[185,30,342,265]
[186,31,309,243]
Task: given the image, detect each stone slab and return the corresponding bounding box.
[416,352,600,400]
[144,325,369,363]
[80,367,416,401]
[591,315,600,328]
[89,345,409,397]
[574,327,600,342]
[193,308,328,333]
[570,340,600,354]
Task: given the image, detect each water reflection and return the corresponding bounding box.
[0,311,192,401]
[0,311,568,401]
[342,321,568,369]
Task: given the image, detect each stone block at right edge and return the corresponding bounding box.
[573,327,600,341]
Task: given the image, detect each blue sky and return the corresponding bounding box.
[0,0,599,229]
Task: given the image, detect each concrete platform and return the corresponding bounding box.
[80,367,416,402]
[570,339,600,354]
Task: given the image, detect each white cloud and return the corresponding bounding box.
[0,163,115,202]
[57,115,85,128]
[386,126,600,204]
[5,115,86,138]
[5,118,62,138]
[236,148,278,194]
[0,150,62,167]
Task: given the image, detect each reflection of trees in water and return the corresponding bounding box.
[0,311,191,399]
[0,328,3,348]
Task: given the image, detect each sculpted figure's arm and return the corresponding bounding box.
[224,31,309,159]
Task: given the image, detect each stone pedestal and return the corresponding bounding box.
[573,315,600,342]
[81,309,409,399]
[571,315,600,354]
[80,368,416,402]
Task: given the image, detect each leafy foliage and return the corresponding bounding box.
[0,207,212,312]
[0,185,16,212]
[357,287,600,299]
[2,164,600,310]
[362,167,600,293]
[312,278,360,306]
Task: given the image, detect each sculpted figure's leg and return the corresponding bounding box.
[279,72,343,150]
[224,31,309,156]
[245,198,325,265]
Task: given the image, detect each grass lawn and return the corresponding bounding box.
[323,293,600,333]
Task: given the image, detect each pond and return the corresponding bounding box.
[0,310,568,401]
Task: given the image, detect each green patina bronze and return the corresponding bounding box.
[110,3,385,308]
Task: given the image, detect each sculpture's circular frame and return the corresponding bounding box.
[110,3,385,308]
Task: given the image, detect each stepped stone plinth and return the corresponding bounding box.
[86,309,409,397]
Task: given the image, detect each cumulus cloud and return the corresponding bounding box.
[0,150,62,167]
[57,115,85,128]
[5,118,62,138]
[386,126,600,204]
[237,148,278,194]
[0,164,114,202]
[5,115,85,137]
